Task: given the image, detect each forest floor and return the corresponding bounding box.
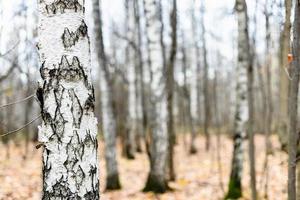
[0,134,287,200]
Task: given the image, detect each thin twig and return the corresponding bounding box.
[0,41,20,58]
[0,114,41,137]
[0,93,35,109]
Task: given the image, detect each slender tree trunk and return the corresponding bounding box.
[181,33,197,155]
[288,2,300,199]
[134,0,147,153]
[263,3,273,198]
[91,0,121,190]
[200,0,211,151]
[125,0,137,159]
[166,0,177,182]
[248,32,257,200]
[37,1,99,198]
[190,1,200,154]
[213,66,224,193]
[248,1,258,198]
[143,0,169,193]
[278,0,292,151]
[225,0,250,198]
[24,77,33,160]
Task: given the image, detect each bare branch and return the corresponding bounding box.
[112,30,138,52]
[0,93,35,109]
[0,41,20,58]
[0,114,41,137]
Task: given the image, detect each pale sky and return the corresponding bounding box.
[0,0,283,73]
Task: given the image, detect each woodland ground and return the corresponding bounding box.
[0,134,287,200]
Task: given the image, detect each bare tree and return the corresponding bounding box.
[143,0,169,193]
[92,0,121,190]
[200,0,211,151]
[166,0,177,181]
[225,0,250,198]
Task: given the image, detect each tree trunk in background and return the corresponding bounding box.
[125,0,137,160]
[190,1,200,154]
[213,65,224,193]
[134,0,147,153]
[278,0,292,151]
[37,1,99,198]
[92,0,121,190]
[248,1,258,200]
[288,2,300,199]
[225,0,250,198]
[263,3,273,198]
[181,33,197,155]
[24,75,33,159]
[166,0,177,182]
[200,0,211,151]
[143,0,169,193]
[264,0,273,155]
[248,27,257,200]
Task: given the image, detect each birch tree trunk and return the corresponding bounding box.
[37,0,99,199]
[91,0,121,190]
[225,0,250,198]
[143,0,169,193]
[288,1,300,199]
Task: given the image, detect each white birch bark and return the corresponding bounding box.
[37,0,99,199]
[143,0,168,192]
[226,0,249,198]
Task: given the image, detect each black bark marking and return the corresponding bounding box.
[45,0,82,15]
[58,55,88,84]
[69,89,83,128]
[62,21,88,48]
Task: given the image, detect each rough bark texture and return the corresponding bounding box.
[37,0,99,199]
[143,0,169,193]
[288,1,300,199]
[91,0,121,190]
[278,0,292,151]
[225,0,249,199]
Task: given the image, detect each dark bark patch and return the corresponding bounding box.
[45,0,82,15]
[105,173,121,191]
[62,21,88,48]
[143,173,169,193]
